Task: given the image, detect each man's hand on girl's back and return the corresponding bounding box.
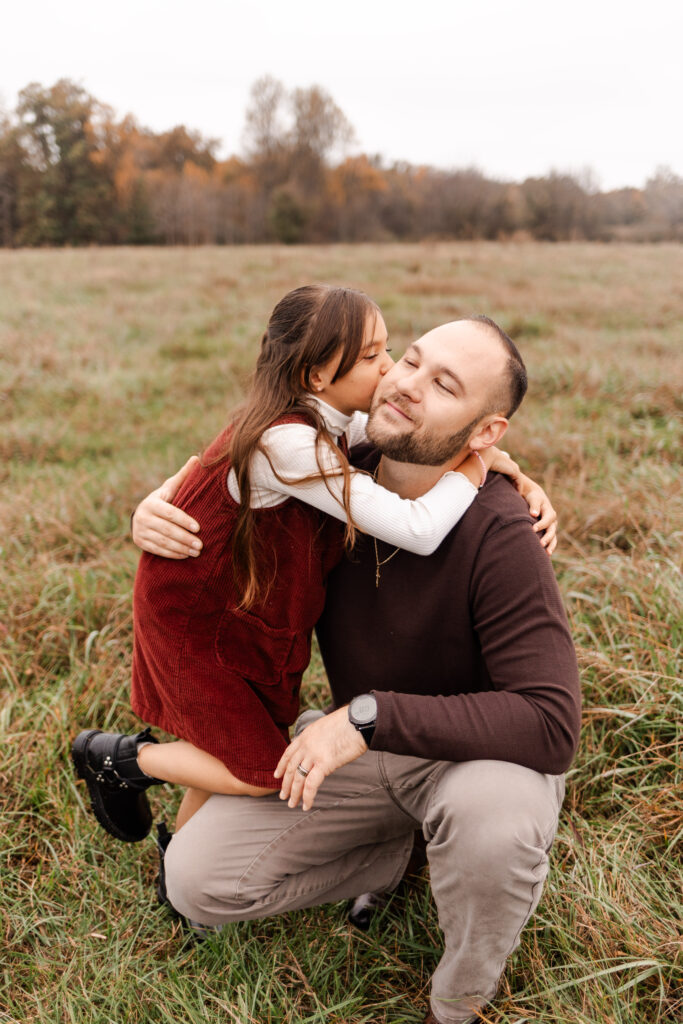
[132,456,204,559]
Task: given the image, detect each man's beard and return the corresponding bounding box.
[367,394,481,466]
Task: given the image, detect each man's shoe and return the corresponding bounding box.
[347,890,388,930]
[72,727,162,842]
[348,829,428,930]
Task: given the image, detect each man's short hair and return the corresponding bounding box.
[465,315,528,419]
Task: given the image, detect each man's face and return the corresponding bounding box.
[366,321,508,465]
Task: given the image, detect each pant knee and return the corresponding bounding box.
[426,761,560,881]
[164,832,210,922]
[164,825,246,925]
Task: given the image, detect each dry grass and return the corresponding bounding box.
[1,242,681,1023]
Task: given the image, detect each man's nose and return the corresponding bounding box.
[394,368,423,402]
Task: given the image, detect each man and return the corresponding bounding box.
[131,317,580,1024]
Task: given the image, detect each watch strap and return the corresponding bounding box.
[358,721,375,746]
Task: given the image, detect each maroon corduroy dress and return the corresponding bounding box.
[131,417,344,788]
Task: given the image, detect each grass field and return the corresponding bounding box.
[1,242,681,1023]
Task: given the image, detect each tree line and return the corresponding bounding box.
[1,77,681,247]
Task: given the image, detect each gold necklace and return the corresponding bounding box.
[372,463,400,587]
[373,536,401,588]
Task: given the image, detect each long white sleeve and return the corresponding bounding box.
[227,421,477,556]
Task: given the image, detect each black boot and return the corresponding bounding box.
[71,727,163,842]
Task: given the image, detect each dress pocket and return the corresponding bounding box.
[215,607,310,685]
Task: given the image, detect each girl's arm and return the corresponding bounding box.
[237,423,487,556]
[130,441,557,560]
[344,416,556,552]
[487,449,558,555]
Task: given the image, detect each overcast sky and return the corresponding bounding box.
[3,0,681,191]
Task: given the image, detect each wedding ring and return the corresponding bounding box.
[296,764,310,778]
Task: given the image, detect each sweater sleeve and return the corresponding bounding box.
[371,516,582,774]
[229,421,478,556]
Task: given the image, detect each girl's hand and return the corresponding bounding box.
[486,448,558,556]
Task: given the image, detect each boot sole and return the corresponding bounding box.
[72,730,152,843]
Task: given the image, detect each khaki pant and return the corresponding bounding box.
[165,711,565,1024]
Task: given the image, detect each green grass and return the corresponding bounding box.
[1,242,681,1022]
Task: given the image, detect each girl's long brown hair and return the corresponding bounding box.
[211,284,379,609]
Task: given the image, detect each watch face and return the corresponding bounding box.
[352,694,377,725]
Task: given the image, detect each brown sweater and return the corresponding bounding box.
[316,446,581,775]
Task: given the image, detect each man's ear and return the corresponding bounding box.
[469,415,508,450]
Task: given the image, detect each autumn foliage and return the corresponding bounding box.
[0,77,681,247]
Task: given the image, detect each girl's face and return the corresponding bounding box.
[311,312,393,416]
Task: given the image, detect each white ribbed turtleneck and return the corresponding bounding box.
[227,396,477,556]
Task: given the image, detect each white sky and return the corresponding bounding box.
[3,0,682,191]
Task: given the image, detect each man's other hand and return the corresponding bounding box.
[274,707,367,811]
[131,456,203,558]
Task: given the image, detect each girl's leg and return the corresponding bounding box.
[72,727,275,844]
[176,788,211,830]
[137,739,276,797]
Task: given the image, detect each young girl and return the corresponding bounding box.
[72,285,555,843]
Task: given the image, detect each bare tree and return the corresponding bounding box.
[644,166,683,240]
[242,76,288,194]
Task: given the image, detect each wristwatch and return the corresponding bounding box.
[348,693,377,746]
